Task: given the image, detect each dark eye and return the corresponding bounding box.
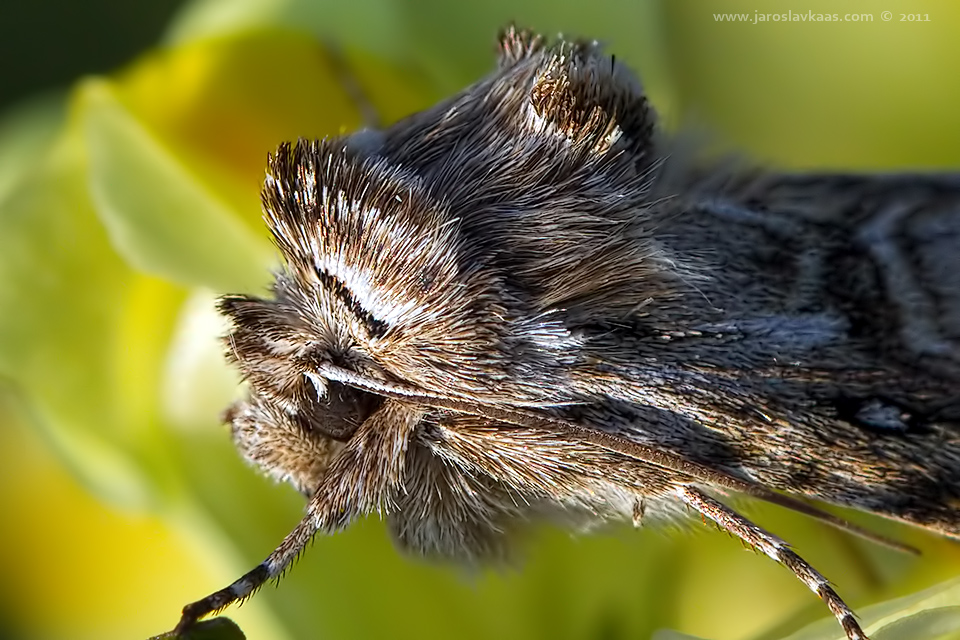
[300,378,384,442]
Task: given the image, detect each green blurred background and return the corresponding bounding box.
[1,1,959,640]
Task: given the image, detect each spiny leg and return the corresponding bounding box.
[676,485,868,640]
[173,511,316,634]
[173,401,420,635]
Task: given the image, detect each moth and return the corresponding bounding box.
[170,27,960,640]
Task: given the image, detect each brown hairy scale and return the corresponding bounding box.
[165,27,960,640]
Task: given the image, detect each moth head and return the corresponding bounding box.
[220,29,681,418]
[231,140,525,402]
[218,278,385,442]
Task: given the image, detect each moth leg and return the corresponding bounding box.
[632,497,647,527]
[676,485,868,640]
[173,401,421,634]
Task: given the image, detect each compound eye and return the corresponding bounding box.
[302,376,384,442]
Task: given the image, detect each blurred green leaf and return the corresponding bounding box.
[0,120,155,507]
[653,578,960,639]
[781,577,960,640]
[82,79,273,293]
[873,609,960,640]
